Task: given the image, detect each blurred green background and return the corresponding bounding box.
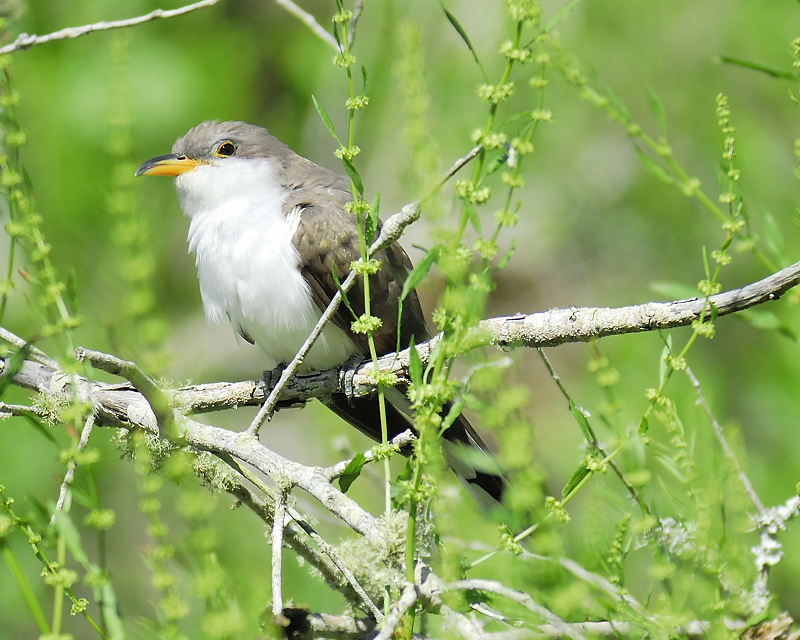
[1,0,799,637]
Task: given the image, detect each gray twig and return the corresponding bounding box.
[271,489,288,616]
[685,365,765,516]
[52,412,95,522]
[0,0,222,56]
[274,0,340,51]
[373,584,418,640]
[324,429,416,480]
[447,579,585,640]
[74,347,176,435]
[245,203,421,437]
[0,327,58,368]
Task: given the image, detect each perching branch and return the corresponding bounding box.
[5,258,800,423]
[0,0,223,56]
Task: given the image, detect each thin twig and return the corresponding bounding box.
[685,365,765,515]
[0,327,58,368]
[324,429,416,480]
[74,347,176,435]
[274,0,339,51]
[285,504,384,620]
[440,605,485,640]
[373,584,417,640]
[0,0,222,56]
[537,348,650,513]
[447,580,586,640]
[245,204,421,437]
[347,0,363,48]
[0,401,49,420]
[52,413,95,522]
[271,489,287,616]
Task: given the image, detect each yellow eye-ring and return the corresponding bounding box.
[215,141,236,157]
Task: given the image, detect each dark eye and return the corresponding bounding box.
[215,141,236,157]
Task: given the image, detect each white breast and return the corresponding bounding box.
[175,158,356,370]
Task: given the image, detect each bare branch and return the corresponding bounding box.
[685,365,765,516]
[373,584,418,640]
[0,0,223,56]
[0,401,49,420]
[74,347,176,434]
[271,490,288,616]
[274,0,340,51]
[7,260,800,428]
[480,258,800,349]
[447,579,585,640]
[307,612,376,638]
[0,327,58,368]
[52,412,95,521]
[324,429,416,480]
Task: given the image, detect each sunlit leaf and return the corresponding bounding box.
[311,95,342,145]
[401,246,440,301]
[338,452,366,493]
[634,146,674,184]
[440,1,486,79]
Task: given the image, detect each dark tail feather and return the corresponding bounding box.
[322,393,508,511]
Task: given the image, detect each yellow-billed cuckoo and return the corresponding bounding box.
[136,120,506,510]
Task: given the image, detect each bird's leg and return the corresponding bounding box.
[259,363,307,410]
[339,354,365,406]
[260,363,286,397]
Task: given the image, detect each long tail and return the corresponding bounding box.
[323,392,508,512]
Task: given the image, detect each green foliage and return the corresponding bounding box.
[0,0,799,638]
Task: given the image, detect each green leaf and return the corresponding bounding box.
[440,1,486,79]
[496,239,516,271]
[361,65,368,91]
[634,146,674,184]
[465,201,482,234]
[401,246,440,301]
[484,151,508,177]
[649,280,699,300]
[0,342,30,399]
[408,337,423,386]
[604,86,631,123]
[331,268,357,320]
[338,452,366,493]
[738,309,800,342]
[342,157,364,196]
[762,210,786,266]
[53,511,90,566]
[568,399,592,441]
[545,0,587,33]
[311,95,342,145]
[366,190,380,245]
[562,461,590,498]
[717,56,796,80]
[645,86,667,137]
[439,397,465,435]
[658,335,672,388]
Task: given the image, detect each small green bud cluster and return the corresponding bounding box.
[478,81,515,104]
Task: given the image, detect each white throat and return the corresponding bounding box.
[175,158,356,370]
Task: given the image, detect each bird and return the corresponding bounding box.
[135,120,506,511]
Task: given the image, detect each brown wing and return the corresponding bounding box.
[288,187,429,356]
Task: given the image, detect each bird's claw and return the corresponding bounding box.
[339,355,364,407]
[260,363,286,397]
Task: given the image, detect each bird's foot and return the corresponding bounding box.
[339,354,365,406]
[260,363,286,398]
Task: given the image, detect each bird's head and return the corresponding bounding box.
[135,121,292,215]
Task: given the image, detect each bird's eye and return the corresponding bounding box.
[215,142,236,157]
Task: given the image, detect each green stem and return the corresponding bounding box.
[1,542,50,634]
